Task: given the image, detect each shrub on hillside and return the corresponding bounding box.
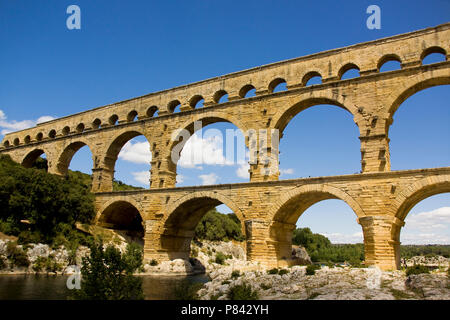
[227,283,259,300]
[150,259,158,266]
[306,264,320,275]
[6,241,29,268]
[123,242,144,273]
[267,268,278,275]
[215,252,229,265]
[32,256,47,272]
[0,256,6,270]
[71,241,144,300]
[406,265,430,276]
[32,255,63,273]
[278,269,289,275]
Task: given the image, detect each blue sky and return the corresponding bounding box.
[0,0,449,244]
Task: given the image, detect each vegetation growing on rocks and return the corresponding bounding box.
[32,255,63,273]
[5,241,30,268]
[406,265,430,276]
[227,282,259,300]
[71,241,144,300]
[198,262,450,300]
[306,264,320,275]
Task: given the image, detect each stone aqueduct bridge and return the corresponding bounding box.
[1,24,450,270]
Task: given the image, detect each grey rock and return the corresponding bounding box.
[291,246,312,265]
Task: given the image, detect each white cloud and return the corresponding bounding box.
[280,168,294,176]
[199,173,219,185]
[36,115,55,124]
[403,207,450,232]
[320,232,364,244]
[0,109,55,135]
[318,207,450,245]
[176,174,185,184]
[400,207,450,244]
[236,163,250,179]
[118,140,152,164]
[315,207,450,245]
[131,171,150,185]
[400,232,450,245]
[179,132,235,168]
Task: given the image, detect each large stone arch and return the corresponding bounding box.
[391,175,450,222]
[164,190,246,226]
[95,198,145,245]
[272,95,360,136]
[55,138,96,175]
[267,184,365,265]
[103,129,151,170]
[21,147,51,168]
[168,111,249,161]
[270,183,365,224]
[386,174,450,268]
[159,191,247,260]
[166,111,250,187]
[384,71,450,135]
[95,196,145,223]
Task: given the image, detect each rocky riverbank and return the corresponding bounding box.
[142,240,262,275]
[140,241,450,300]
[0,239,90,275]
[0,239,264,275]
[197,265,450,300]
[1,238,449,300]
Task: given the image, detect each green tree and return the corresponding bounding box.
[405,265,430,276]
[194,209,244,242]
[0,155,95,244]
[292,228,364,263]
[227,283,259,300]
[6,241,30,268]
[400,245,450,259]
[72,241,144,300]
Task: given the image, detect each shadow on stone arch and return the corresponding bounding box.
[22,149,48,171]
[160,195,246,261]
[269,185,364,267]
[97,200,145,246]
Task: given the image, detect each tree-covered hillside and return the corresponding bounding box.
[292,227,450,264]
[0,155,94,246]
[292,227,364,264]
[194,209,244,242]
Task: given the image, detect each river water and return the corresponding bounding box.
[0,274,209,300]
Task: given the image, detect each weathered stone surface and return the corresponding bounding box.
[198,263,450,300]
[405,256,450,268]
[0,24,449,271]
[405,274,450,299]
[291,246,312,265]
[0,239,89,274]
